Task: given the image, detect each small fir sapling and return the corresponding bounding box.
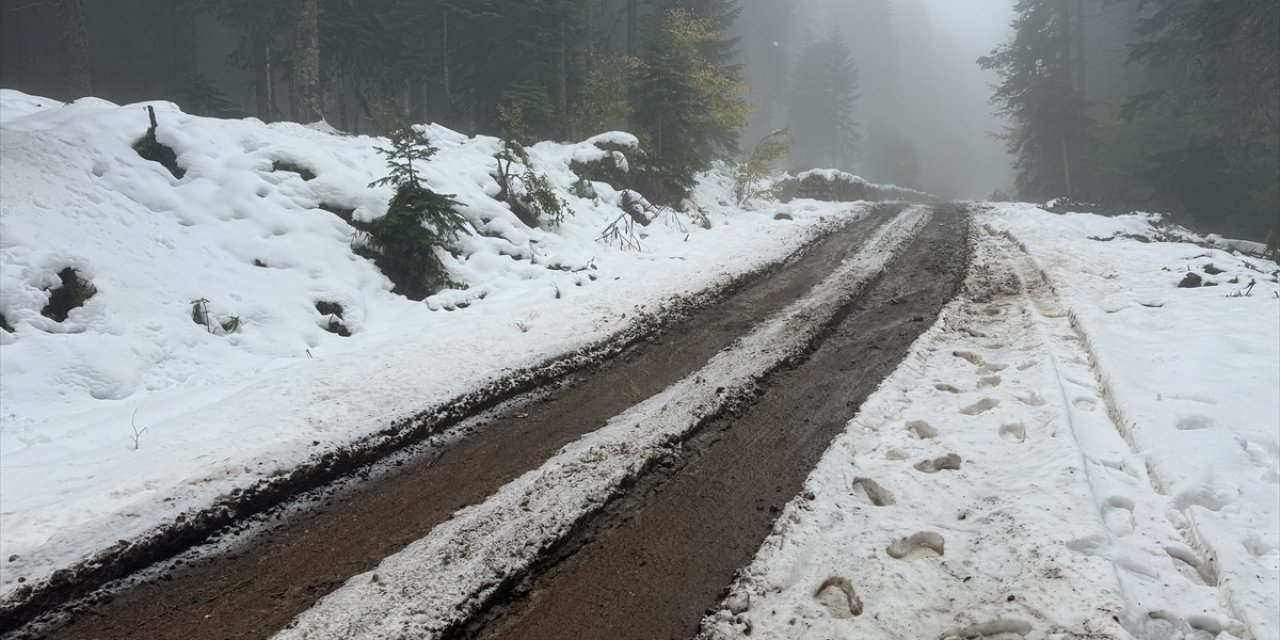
[733,128,793,205]
[357,127,468,300]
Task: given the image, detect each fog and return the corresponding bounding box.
[738,0,1016,199]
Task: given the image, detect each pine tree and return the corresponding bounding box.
[631,8,748,203]
[360,127,468,299]
[787,29,861,172]
[980,0,1093,200]
[291,0,322,123]
[204,0,294,121]
[1119,0,1280,235]
[56,0,92,99]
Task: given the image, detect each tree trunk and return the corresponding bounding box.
[254,44,274,121]
[626,0,638,57]
[441,7,453,124]
[409,76,427,124]
[291,0,322,123]
[558,16,570,137]
[1074,0,1087,97]
[1059,0,1075,195]
[56,0,92,99]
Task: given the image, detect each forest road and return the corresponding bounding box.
[26,203,972,640]
[468,204,969,640]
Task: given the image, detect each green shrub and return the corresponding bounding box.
[359,127,468,300]
[734,129,793,204]
[492,104,572,229]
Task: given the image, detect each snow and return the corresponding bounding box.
[701,206,1278,640]
[4,89,1275,639]
[273,205,931,639]
[0,90,866,600]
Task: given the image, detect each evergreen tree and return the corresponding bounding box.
[1118,0,1280,235]
[204,0,295,121]
[291,0,322,123]
[980,0,1093,200]
[360,127,468,299]
[787,29,861,172]
[55,0,92,99]
[631,8,748,203]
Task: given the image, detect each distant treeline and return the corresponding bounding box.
[0,0,758,203]
[983,0,1279,237]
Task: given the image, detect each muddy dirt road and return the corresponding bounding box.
[27,205,944,640]
[472,206,968,640]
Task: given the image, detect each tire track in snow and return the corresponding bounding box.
[998,229,1253,639]
[270,207,934,640]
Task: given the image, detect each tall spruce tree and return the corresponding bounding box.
[1120,0,1280,235]
[980,0,1093,200]
[787,29,861,172]
[631,8,747,204]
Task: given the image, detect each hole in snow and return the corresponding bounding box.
[41,268,97,323]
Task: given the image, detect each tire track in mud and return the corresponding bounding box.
[22,206,899,640]
[469,206,969,640]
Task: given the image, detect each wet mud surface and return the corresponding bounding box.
[473,205,969,640]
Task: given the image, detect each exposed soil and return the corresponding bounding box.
[29,207,901,640]
[472,205,968,640]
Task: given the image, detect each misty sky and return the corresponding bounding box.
[918,0,1016,199]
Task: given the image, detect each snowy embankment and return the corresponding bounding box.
[702,206,1278,640]
[0,91,864,603]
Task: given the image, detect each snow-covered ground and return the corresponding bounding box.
[3,90,1276,639]
[703,206,1279,640]
[0,91,862,601]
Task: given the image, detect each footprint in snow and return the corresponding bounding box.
[914,453,962,474]
[906,420,937,439]
[1072,396,1098,412]
[940,619,1032,639]
[961,398,999,415]
[999,422,1026,443]
[935,383,961,394]
[978,375,1002,388]
[1175,414,1214,431]
[1165,545,1217,586]
[814,576,862,618]
[886,531,945,560]
[1101,496,1136,537]
[1015,391,1045,406]
[852,477,895,506]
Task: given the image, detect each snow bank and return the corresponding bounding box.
[0,90,861,600]
[784,169,935,204]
